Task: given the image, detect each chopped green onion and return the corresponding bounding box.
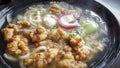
[83,21,98,34]
[69,33,75,37]
[65,38,70,45]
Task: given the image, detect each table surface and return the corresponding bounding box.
[96,0,120,68]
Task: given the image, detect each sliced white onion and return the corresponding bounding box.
[29,11,42,26]
[18,52,30,60]
[31,46,47,54]
[3,53,18,62]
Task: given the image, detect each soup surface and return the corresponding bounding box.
[1,2,108,68]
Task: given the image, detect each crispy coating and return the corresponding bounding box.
[49,4,65,16]
[1,28,14,42]
[70,36,84,48]
[30,26,48,42]
[24,53,46,68]
[48,28,68,42]
[24,47,59,68]
[7,24,22,32]
[57,59,87,68]
[69,36,91,61]
[50,48,87,68]
[18,20,31,27]
[1,23,90,68]
[6,35,29,57]
[1,23,22,42]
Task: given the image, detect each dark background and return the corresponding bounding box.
[0,0,11,6]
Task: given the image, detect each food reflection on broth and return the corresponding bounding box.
[1,2,108,68]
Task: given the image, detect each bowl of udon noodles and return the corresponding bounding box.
[0,0,119,68]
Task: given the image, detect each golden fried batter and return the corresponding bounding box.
[6,35,29,57]
[2,23,90,68]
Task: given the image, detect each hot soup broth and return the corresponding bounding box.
[1,2,108,68]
